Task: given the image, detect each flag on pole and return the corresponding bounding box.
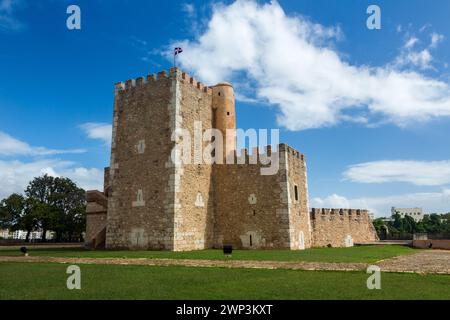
[174,47,183,55]
[174,47,183,67]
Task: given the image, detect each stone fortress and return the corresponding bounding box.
[85,67,378,251]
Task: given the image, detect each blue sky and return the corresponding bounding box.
[1,0,450,216]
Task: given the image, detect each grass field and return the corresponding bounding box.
[0,262,449,300]
[0,245,415,263]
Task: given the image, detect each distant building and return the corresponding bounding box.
[0,229,10,239]
[368,212,375,221]
[0,229,54,241]
[391,207,424,222]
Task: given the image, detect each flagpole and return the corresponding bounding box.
[173,47,182,69]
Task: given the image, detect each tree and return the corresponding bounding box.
[391,213,403,232]
[20,198,40,241]
[52,177,86,242]
[25,175,59,241]
[0,194,26,229]
[402,215,417,234]
[1,175,86,243]
[372,218,384,231]
[0,194,39,241]
[420,214,442,234]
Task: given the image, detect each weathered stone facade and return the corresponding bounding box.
[310,208,378,247]
[85,67,378,251]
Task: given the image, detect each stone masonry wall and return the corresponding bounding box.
[213,144,310,249]
[86,212,107,245]
[310,208,378,247]
[284,145,312,249]
[85,191,107,246]
[172,70,215,251]
[106,71,176,249]
[105,68,215,251]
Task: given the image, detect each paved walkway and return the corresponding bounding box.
[1,250,449,274]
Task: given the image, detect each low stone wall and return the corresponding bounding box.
[310,208,378,248]
[412,239,450,250]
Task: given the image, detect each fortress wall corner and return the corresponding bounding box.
[172,70,215,251]
[284,145,312,250]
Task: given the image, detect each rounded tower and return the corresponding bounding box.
[212,82,236,161]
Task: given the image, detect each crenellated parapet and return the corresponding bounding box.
[310,208,370,219]
[221,143,305,165]
[281,143,306,161]
[309,207,378,247]
[114,67,212,95]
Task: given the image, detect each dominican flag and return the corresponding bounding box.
[174,47,183,55]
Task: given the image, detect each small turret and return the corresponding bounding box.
[212,82,236,161]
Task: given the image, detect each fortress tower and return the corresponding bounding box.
[211,82,236,161]
[84,67,378,251]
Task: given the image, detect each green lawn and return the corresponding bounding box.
[0,262,448,300]
[0,245,415,263]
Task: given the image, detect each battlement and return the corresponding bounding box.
[281,143,306,161]
[310,208,369,219]
[233,145,275,164]
[219,143,306,165]
[114,67,212,95]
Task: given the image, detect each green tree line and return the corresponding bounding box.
[0,175,86,242]
[373,213,450,238]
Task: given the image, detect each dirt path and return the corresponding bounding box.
[0,255,368,271]
[1,250,449,274]
[0,244,82,250]
[377,250,450,274]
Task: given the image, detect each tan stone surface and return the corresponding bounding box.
[310,208,378,248]
[85,191,108,245]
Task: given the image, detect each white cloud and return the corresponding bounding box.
[182,3,195,17]
[0,131,85,156]
[430,32,444,48]
[171,0,450,130]
[394,31,445,71]
[0,0,24,31]
[394,48,433,71]
[344,160,450,186]
[311,190,450,217]
[311,194,350,208]
[0,159,103,199]
[419,24,431,33]
[404,37,419,49]
[80,122,112,145]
